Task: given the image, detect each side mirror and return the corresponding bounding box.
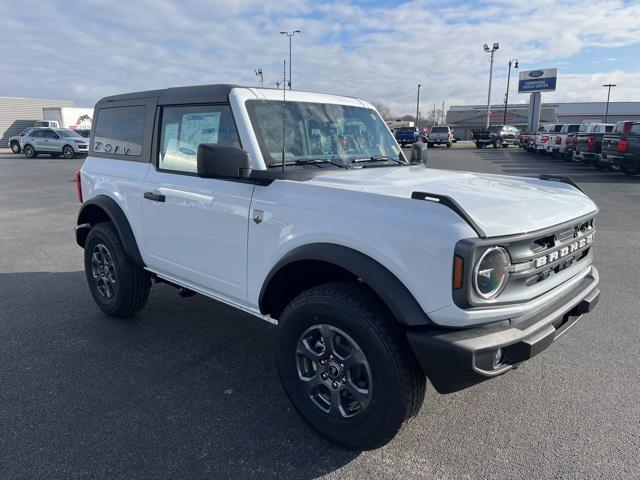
[197,144,251,179]
[410,141,428,165]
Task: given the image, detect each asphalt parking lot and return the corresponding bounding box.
[1,146,639,480]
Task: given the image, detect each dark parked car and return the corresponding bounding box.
[574,123,614,167]
[601,121,640,176]
[473,125,519,148]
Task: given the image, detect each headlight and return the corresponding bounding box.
[473,246,510,299]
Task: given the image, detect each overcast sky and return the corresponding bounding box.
[2,0,639,115]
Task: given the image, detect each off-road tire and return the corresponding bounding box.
[84,222,150,318]
[277,281,426,450]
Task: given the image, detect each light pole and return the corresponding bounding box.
[280,30,301,90]
[254,68,263,87]
[503,59,518,124]
[483,42,499,129]
[603,83,616,123]
[416,84,421,129]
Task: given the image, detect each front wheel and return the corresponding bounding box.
[277,282,425,449]
[10,142,21,153]
[84,222,150,318]
[475,143,483,149]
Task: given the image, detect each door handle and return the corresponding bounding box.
[144,192,166,202]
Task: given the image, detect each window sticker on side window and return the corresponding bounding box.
[179,113,221,154]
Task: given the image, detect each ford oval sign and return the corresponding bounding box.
[528,70,544,78]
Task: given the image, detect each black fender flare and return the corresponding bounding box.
[259,243,431,326]
[76,195,144,266]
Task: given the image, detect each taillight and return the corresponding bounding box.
[75,170,83,203]
[618,139,628,153]
[587,136,595,149]
[556,136,562,145]
[542,135,549,143]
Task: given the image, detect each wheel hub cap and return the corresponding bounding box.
[295,324,372,418]
[90,243,117,299]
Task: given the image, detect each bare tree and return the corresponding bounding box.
[370,102,392,120]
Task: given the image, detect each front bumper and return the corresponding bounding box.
[407,266,600,394]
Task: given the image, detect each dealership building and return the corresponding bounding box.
[446,102,640,140]
[0,96,74,146]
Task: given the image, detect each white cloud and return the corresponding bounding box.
[1,0,639,115]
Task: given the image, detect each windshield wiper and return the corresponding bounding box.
[352,156,406,165]
[268,158,348,169]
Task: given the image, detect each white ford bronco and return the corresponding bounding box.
[76,84,600,449]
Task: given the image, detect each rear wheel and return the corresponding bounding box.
[23,144,37,158]
[277,282,425,449]
[475,143,482,149]
[446,142,452,148]
[620,158,640,176]
[62,145,75,159]
[592,157,606,170]
[84,222,150,318]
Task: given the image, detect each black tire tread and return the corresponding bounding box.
[85,222,149,318]
[280,281,426,448]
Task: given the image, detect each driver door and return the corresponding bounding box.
[142,103,254,304]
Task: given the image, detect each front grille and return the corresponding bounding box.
[505,217,595,291]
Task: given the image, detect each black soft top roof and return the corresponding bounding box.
[96,84,240,106]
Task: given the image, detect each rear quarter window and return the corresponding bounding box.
[93,106,146,156]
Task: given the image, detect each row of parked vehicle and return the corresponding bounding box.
[7,126,89,158]
[517,121,640,176]
[394,125,455,148]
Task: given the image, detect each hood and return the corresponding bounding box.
[306,166,597,237]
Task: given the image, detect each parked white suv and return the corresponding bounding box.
[75,84,600,449]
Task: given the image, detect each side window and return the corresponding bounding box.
[159,105,240,174]
[93,106,146,156]
[630,123,640,135]
[30,130,42,138]
[44,130,57,138]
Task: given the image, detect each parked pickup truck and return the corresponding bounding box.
[395,126,419,147]
[473,125,519,148]
[76,84,600,449]
[427,126,453,148]
[534,124,563,154]
[574,123,614,167]
[549,124,581,159]
[601,120,640,176]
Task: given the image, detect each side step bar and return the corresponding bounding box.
[411,192,487,239]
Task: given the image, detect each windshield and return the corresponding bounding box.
[56,129,83,138]
[247,100,404,167]
[488,126,503,133]
[431,127,449,133]
[396,127,416,133]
